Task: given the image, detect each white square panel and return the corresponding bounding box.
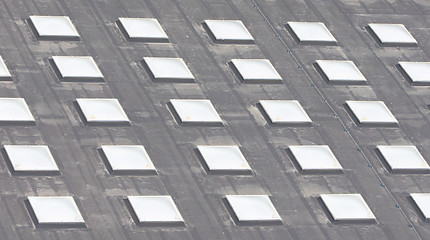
[143,57,194,82]
[0,56,12,80]
[76,98,130,124]
[204,20,254,43]
[101,145,156,173]
[320,194,376,221]
[259,100,312,125]
[4,145,59,173]
[225,195,282,223]
[52,56,104,81]
[170,99,223,125]
[398,62,430,85]
[346,101,398,126]
[0,98,35,123]
[197,146,252,173]
[410,193,430,219]
[29,16,80,39]
[368,24,417,45]
[27,196,85,225]
[316,60,366,84]
[118,18,168,41]
[127,196,184,224]
[287,22,337,43]
[377,146,430,173]
[289,145,342,172]
[231,59,282,83]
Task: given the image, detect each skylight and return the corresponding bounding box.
[287,22,337,44]
[76,98,130,125]
[118,18,168,42]
[29,16,80,40]
[231,59,282,83]
[204,20,254,43]
[259,100,312,125]
[196,146,252,173]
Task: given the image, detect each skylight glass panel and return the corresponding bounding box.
[377,146,430,173]
[316,60,366,84]
[76,98,130,125]
[52,56,104,82]
[27,196,85,226]
[0,98,35,123]
[127,196,184,224]
[398,62,430,85]
[101,145,156,174]
[204,20,254,43]
[29,16,80,40]
[287,22,337,44]
[196,146,252,173]
[225,195,282,223]
[320,194,376,222]
[410,193,430,219]
[143,57,194,82]
[0,56,12,80]
[4,145,59,173]
[346,101,398,126]
[259,100,312,125]
[231,59,282,83]
[118,18,168,41]
[288,145,342,172]
[368,24,417,45]
[170,99,223,125]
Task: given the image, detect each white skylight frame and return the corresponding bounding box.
[398,62,430,85]
[287,22,337,44]
[27,196,85,226]
[225,195,282,223]
[29,16,80,40]
[52,56,104,82]
[118,18,169,42]
[196,146,252,173]
[231,59,282,83]
[377,145,430,173]
[4,145,59,174]
[0,56,12,80]
[368,23,417,46]
[170,99,223,125]
[101,145,156,174]
[410,193,430,220]
[320,194,376,222]
[76,98,130,125]
[259,100,312,125]
[127,196,184,224]
[346,101,398,126]
[143,57,195,82]
[0,98,35,124]
[204,20,254,43]
[288,145,343,172]
[316,60,366,84]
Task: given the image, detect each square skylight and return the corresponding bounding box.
[170,99,223,125]
[0,98,35,124]
[0,56,12,80]
[398,62,430,85]
[204,20,254,43]
[196,146,252,173]
[225,195,282,223]
[143,57,194,82]
[29,16,80,40]
[316,60,366,84]
[287,22,337,44]
[52,56,104,82]
[368,24,417,46]
[4,145,59,174]
[410,193,430,219]
[231,59,282,83]
[76,98,130,125]
[101,145,156,174]
[346,101,398,126]
[118,18,168,42]
[27,196,85,226]
[259,100,312,125]
[288,145,342,172]
[320,194,376,222]
[127,196,184,224]
[377,146,430,173]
